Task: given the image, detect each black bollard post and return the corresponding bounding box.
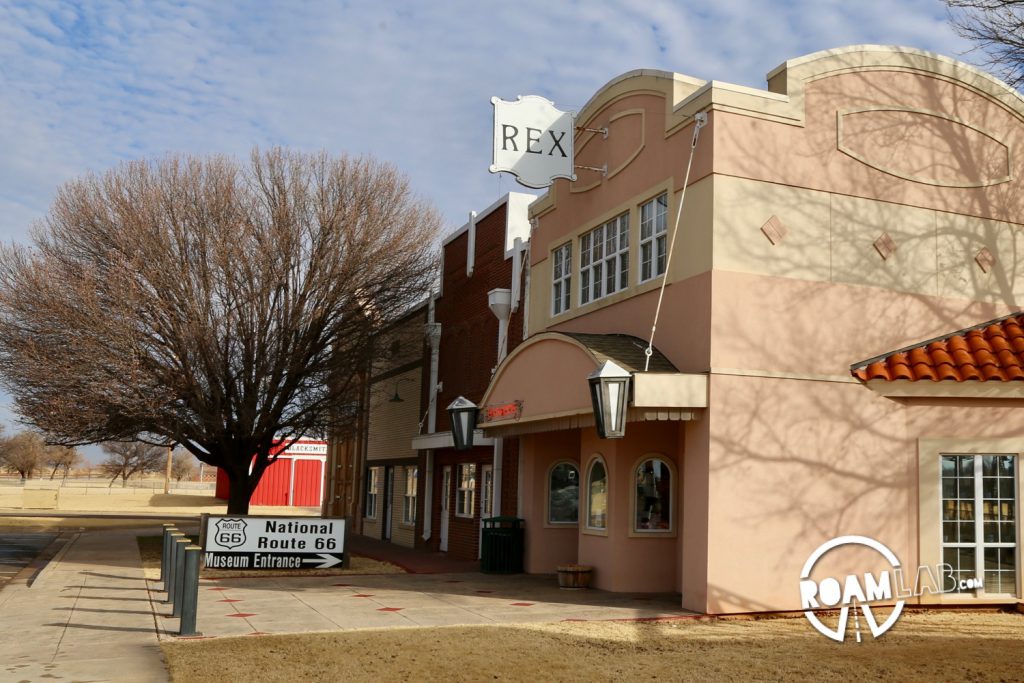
[165,532,185,604]
[160,525,177,589]
[179,545,203,637]
[172,538,189,618]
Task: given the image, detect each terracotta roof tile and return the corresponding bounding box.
[852,312,1024,382]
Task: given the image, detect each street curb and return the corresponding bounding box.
[16,529,81,587]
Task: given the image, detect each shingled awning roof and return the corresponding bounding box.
[560,332,677,373]
[851,312,1024,382]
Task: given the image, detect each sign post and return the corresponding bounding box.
[203,516,346,570]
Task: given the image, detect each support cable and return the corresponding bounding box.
[644,112,708,371]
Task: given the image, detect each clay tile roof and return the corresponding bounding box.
[561,333,678,374]
[851,312,1024,382]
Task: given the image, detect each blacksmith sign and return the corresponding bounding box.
[203,515,346,570]
[490,95,575,188]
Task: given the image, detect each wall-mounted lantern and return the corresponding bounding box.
[587,360,631,439]
[447,396,479,450]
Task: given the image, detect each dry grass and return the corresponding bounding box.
[135,535,404,580]
[162,610,1024,682]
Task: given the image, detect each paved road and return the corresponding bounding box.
[0,529,57,590]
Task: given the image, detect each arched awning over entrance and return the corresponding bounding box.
[478,332,707,437]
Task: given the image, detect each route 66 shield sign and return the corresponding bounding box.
[214,518,248,549]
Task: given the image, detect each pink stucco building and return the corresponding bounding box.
[478,45,1023,614]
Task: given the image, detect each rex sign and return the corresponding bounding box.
[204,515,346,570]
[490,95,575,188]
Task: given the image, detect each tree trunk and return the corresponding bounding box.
[225,467,252,515]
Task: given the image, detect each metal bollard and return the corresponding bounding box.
[160,525,177,588]
[172,538,190,618]
[179,545,202,637]
[165,533,186,604]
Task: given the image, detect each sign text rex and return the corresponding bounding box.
[490,95,575,188]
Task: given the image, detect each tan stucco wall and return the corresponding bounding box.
[366,367,422,462]
[520,431,580,573]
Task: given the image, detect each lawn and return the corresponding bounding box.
[162,609,1024,682]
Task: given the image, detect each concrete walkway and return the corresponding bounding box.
[0,527,168,683]
[0,523,696,682]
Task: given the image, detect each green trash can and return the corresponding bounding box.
[481,516,524,574]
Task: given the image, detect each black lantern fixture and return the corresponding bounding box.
[447,396,479,450]
[588,360,631,439]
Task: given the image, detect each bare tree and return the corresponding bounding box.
[44,445,83,480]
[946,1,1024,89]
[0,148,439,513]
[171,450,198,482]
[100,442,164,487]
[0,431,45,480]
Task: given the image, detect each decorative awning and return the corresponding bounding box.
[478,332,707,436]
[851,312,1024,398]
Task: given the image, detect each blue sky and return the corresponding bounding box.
[0,0,979,456]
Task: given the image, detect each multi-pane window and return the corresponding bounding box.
[634,458,672,532]
[402,466,417,524]
[942,454,1017,596]
[548,462,579,524]
[456,463,477,518]
[587,459,608,530]
[552,243,572,315]
[639,193,668,282]
[580,213,629,305]
[365,467,380,519]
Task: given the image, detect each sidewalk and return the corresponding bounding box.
[0,526,169,682]
[0,523,696,682]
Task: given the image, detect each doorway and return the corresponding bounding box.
[440,465,451,552]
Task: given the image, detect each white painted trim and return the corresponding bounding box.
[866,379,1024,399]
[411,429,494,450]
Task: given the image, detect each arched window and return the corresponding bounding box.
[586,458,608,530]
[548,462,579,524]
[634,457,672,532]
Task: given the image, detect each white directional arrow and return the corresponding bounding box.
[301,553,343,569]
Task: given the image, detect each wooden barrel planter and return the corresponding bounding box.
[557,564,593,590]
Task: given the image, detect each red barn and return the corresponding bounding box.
[215,440,328,507]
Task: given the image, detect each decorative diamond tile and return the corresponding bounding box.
[217,599,242,603]
[351,594,374,598]
[760,215,787,245]
[227,613,257,618]
[376,607,403,612]
[510,602,535,607]
[976,247,996,273]
[873,232,897,260]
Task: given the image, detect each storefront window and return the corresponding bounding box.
[942,454,1017,596]
[456,463,476,518]
[634,458,672,532]
[365,467,380,519]
[548,462,579,524]
[587,459,607,530]
[402,466,417,524]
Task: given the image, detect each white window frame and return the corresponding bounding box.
[580,213,629,306]
[551,242,572,315]
[456,463,477,518]
[547,460,579,526]
[365,467,380,520]
[941,453,1017,597]
[639,193,668,283]
[630,455,675,535]
[481,464,494,519]
[402,465,417,525]
[584,456,608,534]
